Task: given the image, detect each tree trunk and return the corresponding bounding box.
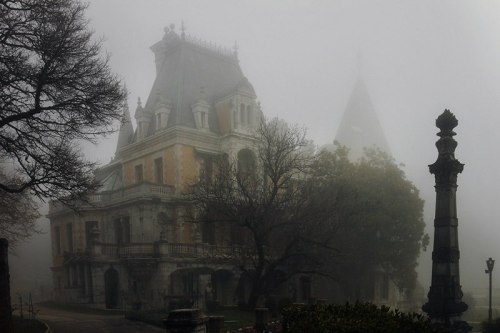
[0,238,12,332]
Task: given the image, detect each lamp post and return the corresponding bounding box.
[485,257,495,323]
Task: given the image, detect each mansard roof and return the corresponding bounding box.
[138,28,254,136]
[335,77,390,159]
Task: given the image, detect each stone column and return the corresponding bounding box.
[0,239,12,332]
[422,110,469,331]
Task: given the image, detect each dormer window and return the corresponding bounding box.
[154,98,171,131]
[192,98,210,131]
[156,113,162,130]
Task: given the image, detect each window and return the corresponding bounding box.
[135,164,143,183]
[202,222,216,245]
[246,105,252,127]
[237,149,256,180]
[199,156,213,184]
[240,103,246,126]
[66,223,73,252]
[201,113,206,128]
[85,221,98,249]
[154,158,163,184]
[156,114,161,130]
[115,217,131,244]
[54,226,61,255]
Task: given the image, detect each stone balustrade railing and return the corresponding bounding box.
[48,182,175,215]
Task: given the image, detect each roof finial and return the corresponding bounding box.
[137,97,142,107]
[181,21,186,40]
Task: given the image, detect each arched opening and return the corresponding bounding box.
[213,270,235,306]
[237,149,256,180]
[104,267,119,309]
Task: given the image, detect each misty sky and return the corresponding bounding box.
[25,0,499,293]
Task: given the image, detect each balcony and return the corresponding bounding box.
[93,242,248,262]
[49,182,175,215]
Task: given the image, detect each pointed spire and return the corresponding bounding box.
[134,97,143,119]
[181,21,186,40]
[115,101,134,155]
[334,76,390,160]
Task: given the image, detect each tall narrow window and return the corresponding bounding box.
[115,217,131,244]
[156,114,162,130]
[240,103,246,126]
[122,217,131,243]
[85,221,98,249]
[154,158,163,184]
[246,105,252,127]
[66,223,73,252]
[54,226,61,255]
[135,164,143,183]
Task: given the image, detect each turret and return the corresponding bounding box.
[134,98,150,139]
[115,102,134,156]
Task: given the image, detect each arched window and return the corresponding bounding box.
[237,149,256,180]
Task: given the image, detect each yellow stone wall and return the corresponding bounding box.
[180,145,197,192]
[122,144,198,189]
[216,102,231,134]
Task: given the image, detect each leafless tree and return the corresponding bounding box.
[190,118,339,308]
[0,0,126,205]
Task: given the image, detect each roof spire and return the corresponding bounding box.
[115,101,134,155]
[181,21,186,40]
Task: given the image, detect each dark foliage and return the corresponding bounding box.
[312,147,428,298]
[282,302,446,333]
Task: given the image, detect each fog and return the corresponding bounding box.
[10,0,500,300]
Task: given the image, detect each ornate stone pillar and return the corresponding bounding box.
[422,110,469,331]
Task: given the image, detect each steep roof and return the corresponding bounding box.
[140,28,253,135]
[335,77,390,159]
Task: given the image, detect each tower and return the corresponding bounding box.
[334,76,390,159]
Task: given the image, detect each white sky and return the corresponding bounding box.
[81,0,500,293]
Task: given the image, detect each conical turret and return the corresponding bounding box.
[115,102,134,156]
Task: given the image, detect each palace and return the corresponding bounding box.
[49,27,267,309]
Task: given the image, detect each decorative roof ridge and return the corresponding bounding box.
[183,33,238,60]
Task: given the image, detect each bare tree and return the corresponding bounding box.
[190,118,339,308]
[0,0,126,205]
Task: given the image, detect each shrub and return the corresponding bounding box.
[282,302,446,333]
